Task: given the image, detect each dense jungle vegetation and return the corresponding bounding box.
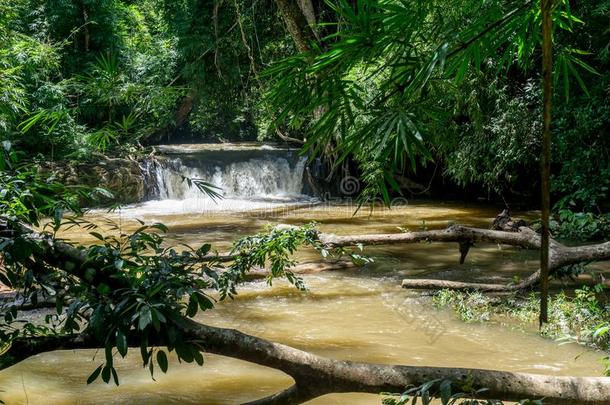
[1,0,608,218]
[1,0,610,404]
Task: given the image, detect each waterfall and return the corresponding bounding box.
[139,145,309,213]
[155,156,306,200]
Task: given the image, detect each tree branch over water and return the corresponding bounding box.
[284,222,610,292]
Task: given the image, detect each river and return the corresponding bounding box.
[0,144,605,404]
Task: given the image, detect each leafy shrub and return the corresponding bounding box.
[551,209,610,241]
[432,286,610,359]
[432,290,493,322]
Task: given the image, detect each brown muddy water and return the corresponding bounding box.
[1,144,607,404]
[0,201,607,404]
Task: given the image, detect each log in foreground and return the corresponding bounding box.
[2,320,609,405]
[186,321,610,405]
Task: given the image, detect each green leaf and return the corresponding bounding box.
[186,296,198,317]
[140,338,150,366]
[86,365,103,384]
[197,243,211,256]
[440,379,452,403]
[90,232,105,241]
[138,306,152,330]
[193,350,204,366]
[175,343,195,363]
[101,365,111,383]
[195,293,214,311]
[110,366,120,386]
[0,272,12,288]
[116,330,128,357]
[157,350,168,373]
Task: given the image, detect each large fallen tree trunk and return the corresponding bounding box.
[186,321,610,405]
[2,320,609,405]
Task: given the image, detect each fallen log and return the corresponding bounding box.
[188,320,610,405]
[2,320,609,405]
[277,223,610,292]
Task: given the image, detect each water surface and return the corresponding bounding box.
[1,145,606,404]
[1,202,605,405]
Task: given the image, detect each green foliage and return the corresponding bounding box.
[593,323,610,376]
[219,224,321,298]
[181,176,223,201]
[382,378,543,404]
[0,143,107,226]
[0,212,324,384]
[432,286,610,358]
[148,0,291,141]
[432,290,493,322]
[0,0,292,158]
[436,76,541,194]
[266,0,596,201]
[441,0,609,204]
[69,222,216,384]
[550,209,610,241]
[552,94,610,214]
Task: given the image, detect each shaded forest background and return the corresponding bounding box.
[1,0,609,233]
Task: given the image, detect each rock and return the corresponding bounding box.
[42,157,147,205]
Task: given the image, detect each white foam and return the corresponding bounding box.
[111,196,315,217]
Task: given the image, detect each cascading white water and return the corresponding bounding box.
[156,156,307,200]
[137,144,311,214]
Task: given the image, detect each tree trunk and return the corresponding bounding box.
[275,0,315,53]
[539,0,554,326]
[2,320,609,404]
[275,222,610,292]
[175,90,196,128]
[297,0,318,39]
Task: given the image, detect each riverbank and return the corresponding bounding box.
[432,288,610,367]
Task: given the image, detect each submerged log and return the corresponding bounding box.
[243,259,356,281]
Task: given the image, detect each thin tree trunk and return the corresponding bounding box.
[540,0,554,326]
[297,0,319,40]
